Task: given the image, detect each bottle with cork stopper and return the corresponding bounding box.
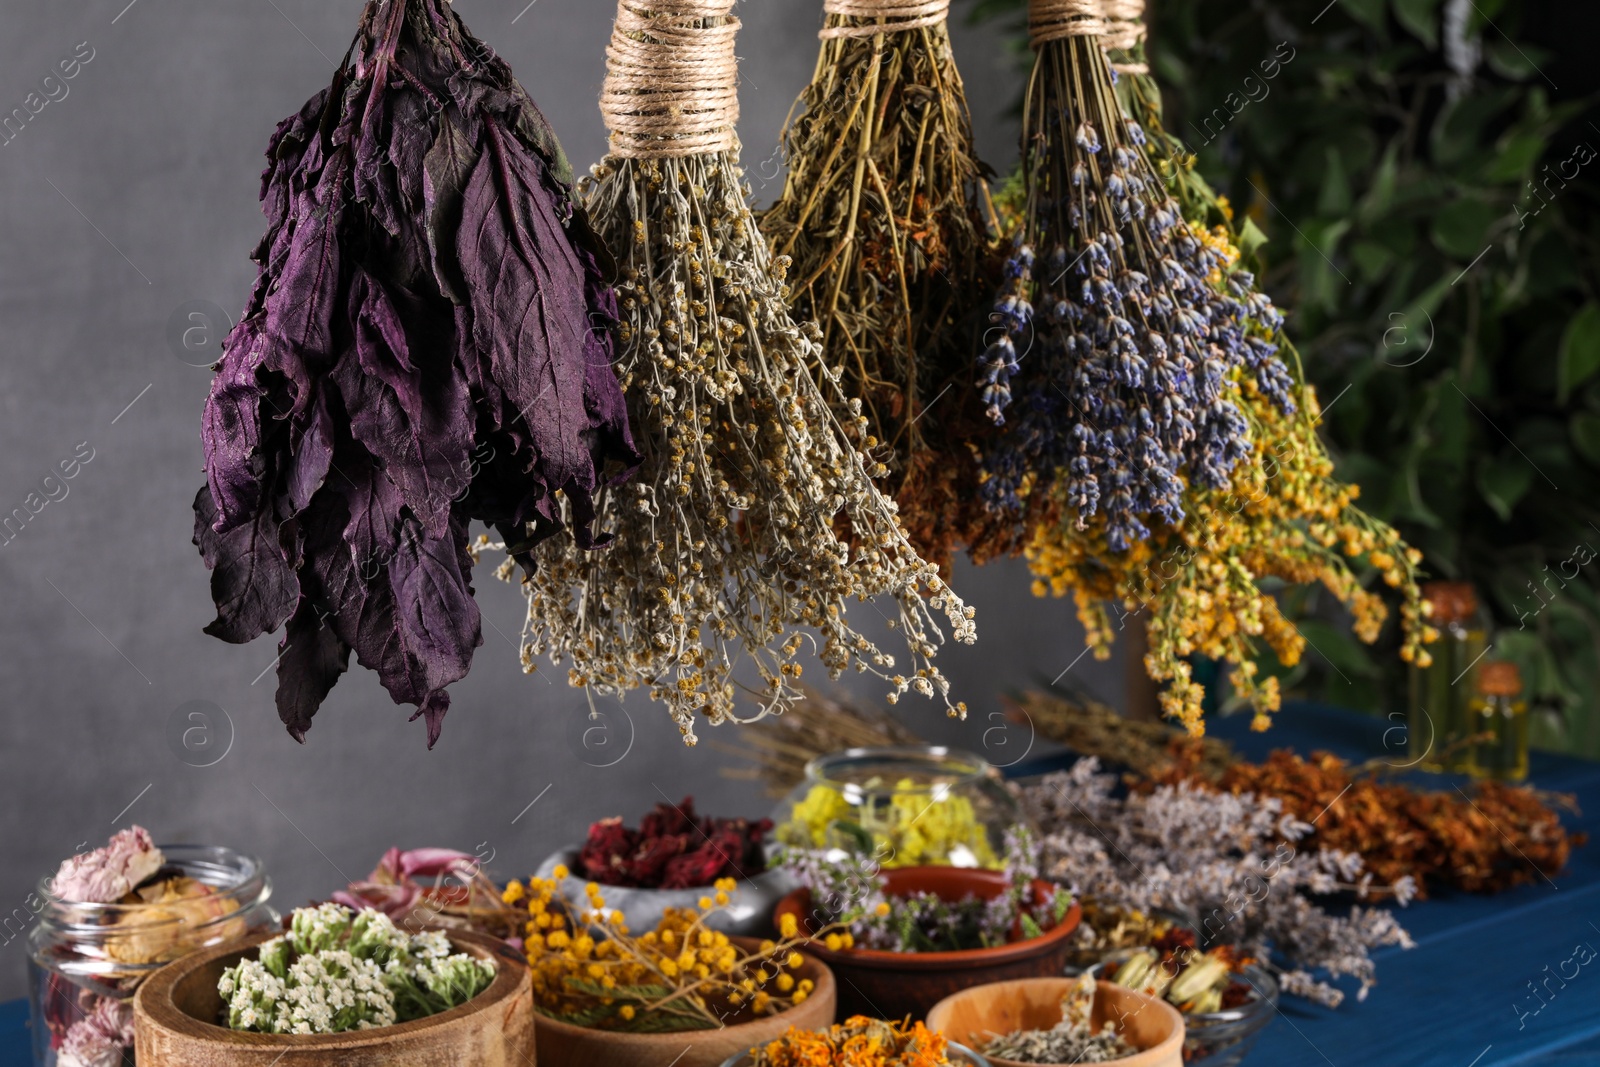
[1407,581,1490,772]
[1470,661,1529,782]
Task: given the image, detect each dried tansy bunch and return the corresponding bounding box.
[195,0,636,746]
[759,0,1010,568]
[506,871,826,1032]
[1150,742,1584,898]
[511,0,974,743]
[1020,757,1416,1007]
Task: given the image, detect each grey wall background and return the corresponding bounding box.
[0,0,1122,1002]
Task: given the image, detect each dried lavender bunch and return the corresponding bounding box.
[1018,758,1415,1007]
[758,1,1009,568]
[978,3,1293,551]
[195,0,636,746]
[509,0,975,744]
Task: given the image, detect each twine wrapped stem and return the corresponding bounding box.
[1029,0,1149,74]
[600,0,740,159]
[819,0,950,39]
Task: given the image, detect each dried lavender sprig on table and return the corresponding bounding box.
[509,0,975,745]
[978,0,1292,551]
[759,0,1012,569]
[195,0,637,746]
[1018,757,1415,1007]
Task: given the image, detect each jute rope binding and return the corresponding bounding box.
[819,0,950,39]
[1029,0,1106,49]
[1102,0,1149,73]
[600,0,740,159]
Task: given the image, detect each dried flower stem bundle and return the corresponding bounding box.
[759,0,1011,567]
[979,0,1291,551]
[195,0,637,746]
[1026,3,1430,731]
[1007,688,1233,778]
[511,0,974,744]
[1020,758,1416,1007]
[714,686,921,796]
[1149,742,1584,898]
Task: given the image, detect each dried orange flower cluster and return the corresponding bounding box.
[1152,744,1584,896]
[751,1016,952,1067]
[506,869,824,1032]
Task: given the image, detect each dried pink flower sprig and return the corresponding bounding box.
[1017,758,1415,1007]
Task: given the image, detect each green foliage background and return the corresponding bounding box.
[968,0,1600,757]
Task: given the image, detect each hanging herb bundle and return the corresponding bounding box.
[977,0,1288,553]
[509,0,975,744]
[758,0,1011,568]
[1024,2,1431,730]
[193,0,638,747]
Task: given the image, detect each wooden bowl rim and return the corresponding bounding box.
[530,936,835,1046]
[133,928,528,1048]
[773,869,1082,969]
[926,978,1186,1067]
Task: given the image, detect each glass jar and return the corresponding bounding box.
[1470,661,1529,782]
[771,746,1030,870]
[28,845,276,1067]
[1408,581,1490,772]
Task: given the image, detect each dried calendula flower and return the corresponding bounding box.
[508,0,974,744]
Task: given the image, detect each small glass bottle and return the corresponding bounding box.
[1408,582,1489,772]
[1470,661,1529,782]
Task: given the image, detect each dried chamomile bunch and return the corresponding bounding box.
[759,0,1010,569]
[508,0,974,744]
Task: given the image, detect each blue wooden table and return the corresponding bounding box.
[4,703,1596,1066]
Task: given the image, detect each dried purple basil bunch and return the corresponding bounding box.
[195,0,637,747]
[978,29,1292,550]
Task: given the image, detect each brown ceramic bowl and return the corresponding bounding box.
[533,937,836,1067]
[772,866,1081,1021]
[133,930,532,1067]
[927,978,1185,1067]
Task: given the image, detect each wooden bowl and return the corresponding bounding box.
[133,930,533,1066]
[927,978,1185,1067]
[533,939,836,1067]
[772,867,1081,1021]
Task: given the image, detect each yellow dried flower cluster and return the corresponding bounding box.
[508,148,974,745]
[509,867,829,1032]
[1027,341,1429,733]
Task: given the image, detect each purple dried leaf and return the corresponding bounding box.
[276,599,351,742]
[193,486,299,644]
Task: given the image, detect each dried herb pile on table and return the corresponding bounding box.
[1019,757,1416,1007]
[577,796,771,889]
[1150,742,1585,897]
[758,0,1010,568]
[195,0,636,746]
[990,1,1427,731]
[511,0,974,744]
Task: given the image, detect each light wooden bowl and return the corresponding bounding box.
[133,930,533,1066]
[533,939,836,1067]
[927,978,1184,1067]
